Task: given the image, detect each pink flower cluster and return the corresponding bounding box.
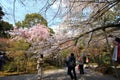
[10,24,50,42]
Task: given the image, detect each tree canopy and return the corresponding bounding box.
[0,0,119,59]
[15,13,48,28]
[2,0,119,56]
[0,6,13,38]
[0,20,13,38]
[0,6,4,20]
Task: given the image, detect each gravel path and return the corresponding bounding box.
[0,68,117,80]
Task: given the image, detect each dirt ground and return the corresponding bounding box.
[0,67,118,80]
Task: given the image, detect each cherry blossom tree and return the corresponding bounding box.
[10,24,50,42]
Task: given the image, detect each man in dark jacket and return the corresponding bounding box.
[66,53,77,80]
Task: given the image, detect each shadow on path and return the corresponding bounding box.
[0,68,117,80]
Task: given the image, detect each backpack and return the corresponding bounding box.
[68,58,76,67]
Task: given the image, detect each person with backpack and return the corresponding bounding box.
[66,53,77,80]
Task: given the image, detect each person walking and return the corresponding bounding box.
[66,53,77,80]
[37,54,44,80]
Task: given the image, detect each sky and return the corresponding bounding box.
[0,0,92,30]
[0,0,64,27]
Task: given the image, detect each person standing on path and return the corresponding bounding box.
[37,54,44,80]
[78,56,84,74]
[66,53,77,80]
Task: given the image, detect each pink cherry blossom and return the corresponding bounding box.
[10,24,50,42]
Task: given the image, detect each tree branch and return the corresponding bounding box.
[74,23,120,45]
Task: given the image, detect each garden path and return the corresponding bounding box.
[0,67,117,80]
